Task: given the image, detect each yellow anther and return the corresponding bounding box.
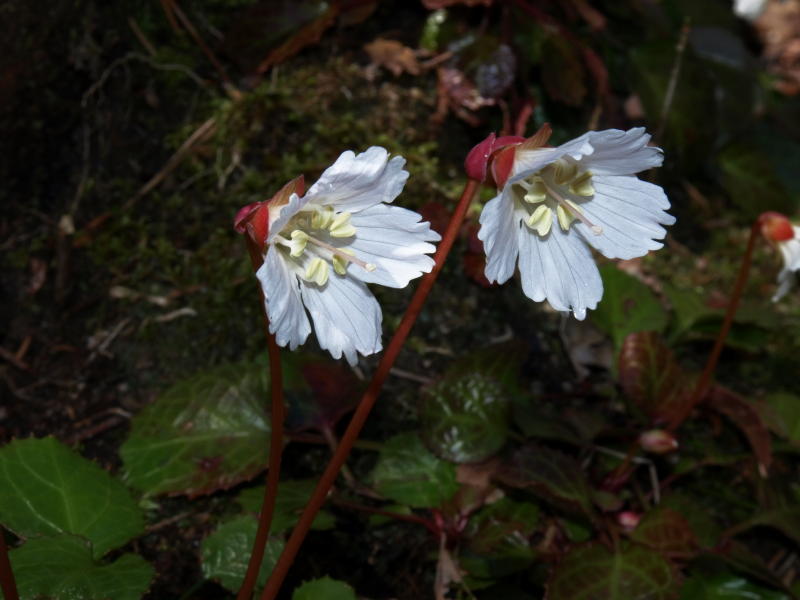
[288,230,309,257]
[523,181,547,204]
[556,204,575,231]
[329,212,356,238]
[332,249,354,275]
[311,206,334,230]
[553,160,577,185]
[527,205,553,236]
[570,171,594,197]
[305,257,329,286]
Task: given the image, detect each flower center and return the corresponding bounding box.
[515,158,601,237]
[274,206,375,286]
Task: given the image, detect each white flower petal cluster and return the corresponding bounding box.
[257,147,440,365]
[773,226,800,301]
[478,128,675,319]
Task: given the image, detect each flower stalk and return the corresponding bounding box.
[668,218,761,432]
[259,178,480,600]
[237,236,286,600]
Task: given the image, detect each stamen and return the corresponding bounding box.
[288,230,309,257]
[329,212,356,238]
[311,206,334,230]
[306,235,376,271]
[526,205,553,236]
[544,182,603,235]
[305,257,329,286]
[523,180,547,204]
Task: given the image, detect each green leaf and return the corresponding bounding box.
[0,437,144,558]
[762,393,800,443]
[663,283,719,342]
[420,371,510,463]
[660,493,721,549]
[630,507,697,557]
[730,507,800,546]
[719,143,794,220]
[546,542,679,600]
[371,433,459,508]
[592,266,667,350]
[292,576,357,600]
[497,446,595,520]
[201,515,285,593]
[120,360,271,497]
[461,498,539,580]
[681,573,789,599]
[237,479,335,534]
[11,534,154,600]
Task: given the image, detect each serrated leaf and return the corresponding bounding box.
[630,507,697,558]
[546,542,680,600]
[420,371,510,463]
[371,433,460,508]
[201,515,285,593]
[292,576,357,600]
[496,446,596,520]
[11,534,154,600]
[0,437,144,558]
[237,479,335,534]
[618,332,694,428]
[719,143,794,220]
[592,266,667,350]
[461,498,539,579]
[120,360,272,497]
[762,393,800,443]
[681,572,789,599]
[707,386,772,475]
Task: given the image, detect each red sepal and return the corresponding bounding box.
[759,211,794,242]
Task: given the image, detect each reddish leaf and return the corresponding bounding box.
[496,445,596,520]
[546,542,681,600]
[284,357,361,433]
[618,332,694,428]
[630,507,698,558]
[706,386,772,475]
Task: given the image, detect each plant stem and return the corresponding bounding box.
[259,179,480,600]
[237,238,285,600]
[668,220,761,432]
[0,527,19,600]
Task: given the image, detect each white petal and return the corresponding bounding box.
[266,192,308,244]
[581,128,663,176]
[509,135,596,184]
[478,188,520,284]
[576,175,676,260]
[257,245,312,349]
[517,226,603,320]
[772,268,796,302]
[774,231,800,301]
[304,147,409,213]
[346,204,440,288]
[300,274,382,365]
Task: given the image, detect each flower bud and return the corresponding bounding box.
[639,429,678,454]
[759,211,795,243]
[617,511,641,531]
[464,132,524,183]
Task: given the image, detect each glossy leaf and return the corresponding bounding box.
[681,573,789,599]
[592,266,668,350]
[371,433,459,508]
[11,534,154,600]
[618,332,694,428]
[201,516,285,593]
[630,507,697,557]
[0,437,144,558]
[497,445,596,520]
[237,479,335,534]
[420,371,510,463]
[707,386,772,475]
[293,576,357,600]
[120,361,271,497]
[546,542,680,600]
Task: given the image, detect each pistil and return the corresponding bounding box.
[543,182,603,236]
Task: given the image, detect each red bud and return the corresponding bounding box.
[464,133,525,184]
[617,511,641,531]
[759,211,794,243]
[639,429,678,454]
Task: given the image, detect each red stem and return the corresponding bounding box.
[0,528,19,600]
[259,179,480,600]
[331,498,439,535]
[668,220,761,432]
[237,239,285,600]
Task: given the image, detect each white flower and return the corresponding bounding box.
[254,147,440,365]
[478,127,675,319]
[772,226,800,301]
[733,0,767,22]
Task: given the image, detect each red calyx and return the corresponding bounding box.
[759,211,794,242]
[464,133,525,184]
[233,175,306,251]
